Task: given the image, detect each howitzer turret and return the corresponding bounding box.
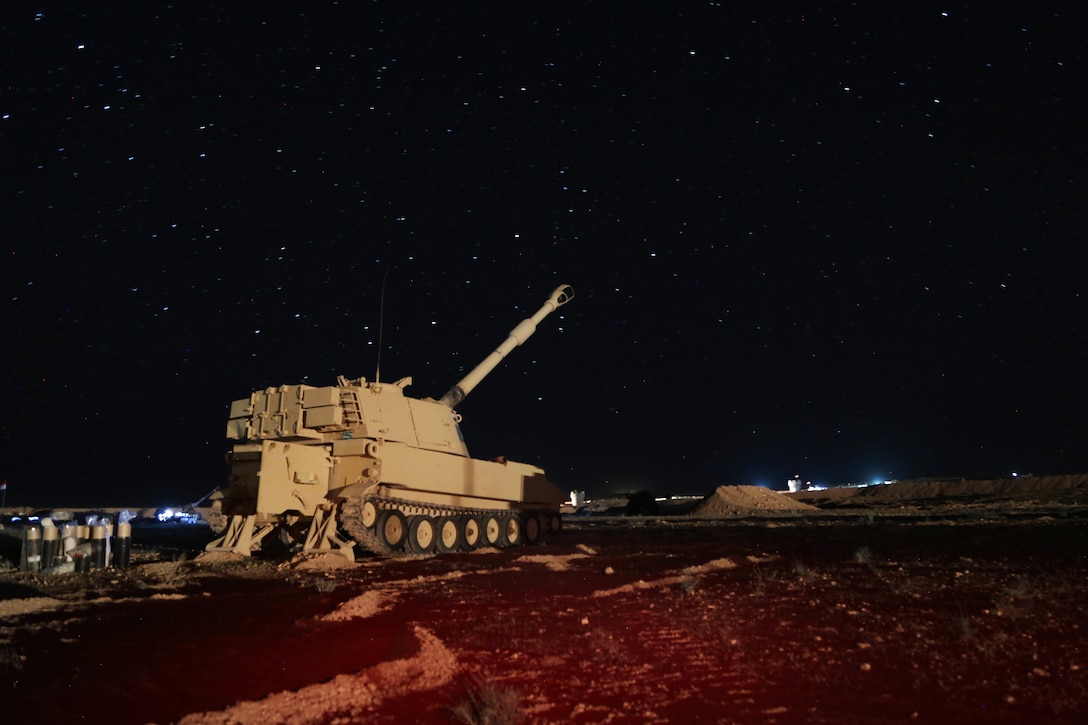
[204,284,574,559]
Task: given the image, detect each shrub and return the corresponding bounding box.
[450,678,522,725]
[625,490,660,516]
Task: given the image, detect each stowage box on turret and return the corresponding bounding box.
[204,284,574,559]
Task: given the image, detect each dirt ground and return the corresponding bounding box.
[2,479,1087,724]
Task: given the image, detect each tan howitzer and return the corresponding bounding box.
[208,282,576,559]
[438,283,574,409]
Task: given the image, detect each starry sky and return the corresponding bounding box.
[2,3,1085,507]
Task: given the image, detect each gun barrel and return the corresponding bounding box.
[439,284,574,408]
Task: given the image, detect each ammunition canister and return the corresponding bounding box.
[23,526,42,572]
[42,525,60,567]
[114,522,132,569]
[91,525,108,570]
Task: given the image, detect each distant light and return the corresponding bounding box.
[1012,471,1018,477]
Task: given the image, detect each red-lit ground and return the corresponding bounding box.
[2,505,1087,724]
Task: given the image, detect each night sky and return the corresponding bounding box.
[2,3,1085,507]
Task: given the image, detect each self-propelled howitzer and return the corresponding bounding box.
[204,284,574,559]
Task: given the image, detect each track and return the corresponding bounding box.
[339,495,560,558]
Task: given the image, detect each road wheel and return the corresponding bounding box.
[500,514,522,547]
[376,510,407,551]
[482,514,503,547]
[407,515,436,554]
[433,516,461,553]
[461,516,482,549]
[360,499,379,529]
[521,513,541,545]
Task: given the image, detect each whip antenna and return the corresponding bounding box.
[375,268,390,383]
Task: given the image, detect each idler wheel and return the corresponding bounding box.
[435,516,462,553]
[376,510,407,551]
[545,511,563,536]
[407,515,436,554]
[360,499,379,529]
[461,516,482,549]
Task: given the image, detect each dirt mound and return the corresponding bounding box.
[321,590,390,622]
[692,485,818,518]
[283,551,356,571]
[876,473,1088,499]
[791,474,1088,504]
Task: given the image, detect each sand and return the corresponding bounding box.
[691,485,818,517]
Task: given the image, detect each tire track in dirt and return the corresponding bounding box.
[495,551,780,722]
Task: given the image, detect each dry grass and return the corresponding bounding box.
[450,677,523,725]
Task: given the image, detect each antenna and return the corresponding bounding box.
[375,268,390,383]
